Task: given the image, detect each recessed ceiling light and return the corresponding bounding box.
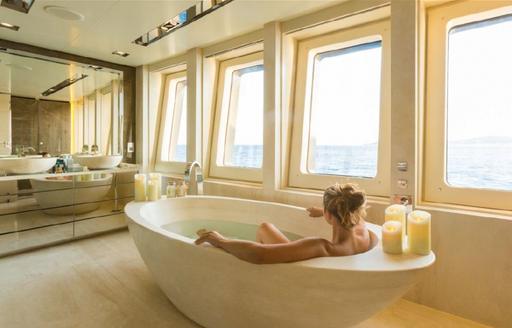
[43,6,85,21]
[0,22,20,31]
[112,51,129,57]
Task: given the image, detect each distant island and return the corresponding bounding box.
[450,136,512,144]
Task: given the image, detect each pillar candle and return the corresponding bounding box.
[407,210,431,255]
[382,221,403,255]
[134,174,146,202]
[147,180,159,201]
[149,173,162,199]
[384,204,407,238]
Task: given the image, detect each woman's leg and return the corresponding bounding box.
[256,222,290,244]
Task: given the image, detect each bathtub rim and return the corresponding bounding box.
[125,196,435,272]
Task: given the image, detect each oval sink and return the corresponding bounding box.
[73,154,123,170]
[0,156,57,175]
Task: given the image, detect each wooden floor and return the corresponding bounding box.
[0,230,488,328]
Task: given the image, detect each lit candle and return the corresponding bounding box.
[149,173,162,199]
[147,179,159,201]
[385,204,407,238]
[134,174,147,202]
[407,210,431,255]
[382,221,403,255]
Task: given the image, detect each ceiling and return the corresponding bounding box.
[0,0,343,67]
[0,51,119,102]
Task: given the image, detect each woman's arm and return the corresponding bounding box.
[195,231,337,264]
[306,206,324,217]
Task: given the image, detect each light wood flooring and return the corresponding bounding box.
[0,230,488,328]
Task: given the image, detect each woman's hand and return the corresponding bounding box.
[195,229,226,248]
[306,206,324,218]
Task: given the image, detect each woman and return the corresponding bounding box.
[195,183,372,264]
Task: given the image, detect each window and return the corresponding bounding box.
[155,71,188,172]
[425,2,512,210]
[289,21,390,195]
[308,42,381,178]
[210,52,264,182]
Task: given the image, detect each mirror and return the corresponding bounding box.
[0,50,123,158]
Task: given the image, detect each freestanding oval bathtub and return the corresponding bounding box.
[126,196,435,328]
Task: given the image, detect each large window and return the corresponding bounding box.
[210,52,264,182]
[155,71,188,172]
[308,41,381,177]
[289,21,390,195]
[425,2,512,210]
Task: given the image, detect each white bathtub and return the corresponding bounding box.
[126,196,435,328]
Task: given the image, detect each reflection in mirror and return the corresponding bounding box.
[0,50,123,162]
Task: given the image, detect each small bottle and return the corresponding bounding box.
[181,182,188,197]
[166,181,177,198]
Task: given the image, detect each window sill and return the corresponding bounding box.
[204,177,263,189]
[417,200,512,222]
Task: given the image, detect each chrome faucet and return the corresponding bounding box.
[15,145,36,157]
[184,161,204,195]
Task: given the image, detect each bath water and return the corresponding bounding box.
[161,219,303,242]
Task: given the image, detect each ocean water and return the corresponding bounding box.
[162,219,303,241]
[175,141,512,191]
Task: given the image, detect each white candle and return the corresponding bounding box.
[149,173,162,199]
[147,180,159,201]
[385,204,407,238]
[382,221,403,255]
[134,174,146,202]
[407,210,431,255]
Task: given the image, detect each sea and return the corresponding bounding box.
[175,139,512,191]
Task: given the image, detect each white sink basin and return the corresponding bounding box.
[0,156,57,175]
[73,154,123,170]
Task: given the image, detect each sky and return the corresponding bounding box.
[310,44,381,146]
[447,16,512,142]
[231,68,264,146]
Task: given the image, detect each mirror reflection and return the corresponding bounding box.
[0,50,124,174]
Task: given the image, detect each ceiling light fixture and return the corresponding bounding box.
[112,50,129,57]
[1,0,35,14]
[88,65,103,71]
[0,22,20,31]
[133,0,234,47]
[43,6,85,21]
[41,74,88,97]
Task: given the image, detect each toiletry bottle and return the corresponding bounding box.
[181,182,188,197]
[167,181,177,198]
[176,182,183,197]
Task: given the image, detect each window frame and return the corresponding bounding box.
[424,1,512,210]
[209,52,264,182]
[155,70,188,173]
[288,20,390,196]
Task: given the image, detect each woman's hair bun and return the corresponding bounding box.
[323,183,367,229]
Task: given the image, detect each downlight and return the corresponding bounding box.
[112,50,129,57]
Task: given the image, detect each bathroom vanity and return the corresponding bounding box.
[0,166,137,256]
